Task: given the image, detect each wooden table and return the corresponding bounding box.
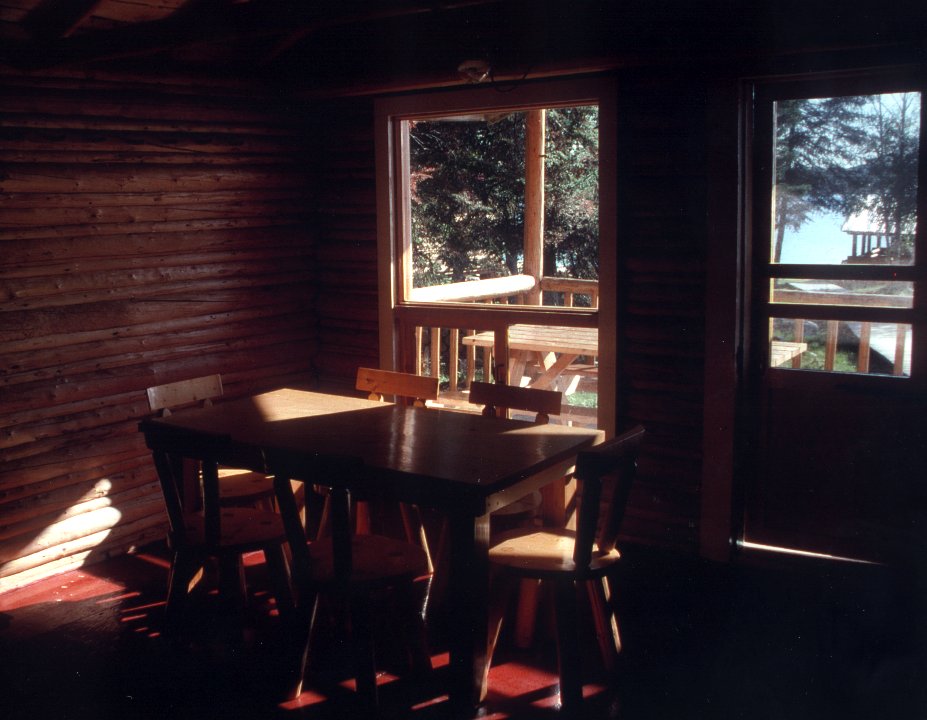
[139,387,601,717]
[462,324,598,392]
[770,340,808,367]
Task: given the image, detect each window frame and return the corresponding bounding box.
[374,76,618,435]
[750,72,926,388]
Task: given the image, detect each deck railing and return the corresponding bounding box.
[409,275,599,394]
[771,288,911,375]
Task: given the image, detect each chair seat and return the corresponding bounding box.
[218,467,276,505]
[307,534,431,586]
[182,507,288,552]
[489,528,621,578]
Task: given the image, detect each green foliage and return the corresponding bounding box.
[409,106,599,287]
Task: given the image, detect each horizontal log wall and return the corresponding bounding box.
[311,79,709,553]
[0,71,318,591]
[616,72,707,551]
[309,100,380,388]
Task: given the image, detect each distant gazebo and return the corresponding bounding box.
[841,206,898,263]
[840,202,901,264]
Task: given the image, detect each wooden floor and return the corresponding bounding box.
[0,541,922,719]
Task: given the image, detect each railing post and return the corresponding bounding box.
[857,322,871,373]
[523,109,545,305]
[492,328,510,385]
[430,327,441,379]
[894,324,907,375]
[792,318,804,368]
[825,320,839,370]
[449,328,460,391]
[466,329,476,387]
[414,326,423,375]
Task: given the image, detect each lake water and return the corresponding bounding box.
[779,211,852,264]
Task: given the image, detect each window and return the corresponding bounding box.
[758,86,921,377]
[375,78,617,433]
[406,106,599,309]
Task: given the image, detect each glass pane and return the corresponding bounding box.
[772,92,919,266]
[407,105,599,307]
[770,317,911,376]
[771,278,913,308]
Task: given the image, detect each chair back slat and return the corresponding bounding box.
[469,381,562,424]
[147,374,224,415]
[573,425,645,569]
[356,367,440,407]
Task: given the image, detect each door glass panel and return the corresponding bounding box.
[772,92,919,267]
[770,317,911,376]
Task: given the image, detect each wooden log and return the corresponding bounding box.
[0,197,310,227]
[0,108,301,135]
[0,215,309,242]
[1,310,312,384]
[0,479,160,543]
[0,466,154,520]
[1,257,311,308]
[0,493,164,565]
[1,267,312,311]
[0,447,149,495]
[0,289,310,349]
[0,127,301,156]
[0,510,168,579]
[523,109,544,305]
[0,87,304,124]
[0,225,313,264]
[0,164,308,194]
[0,521,167,594]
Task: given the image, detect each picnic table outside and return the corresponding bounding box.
[462,324,598,393]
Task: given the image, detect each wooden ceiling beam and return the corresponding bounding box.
[5,0,503,71]
[23,0,105,40]
[261,0,503,66]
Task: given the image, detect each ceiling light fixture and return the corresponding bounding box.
[457,59,490,84]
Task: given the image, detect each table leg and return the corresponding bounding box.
[527,352,579,390]
[447,509,491,718]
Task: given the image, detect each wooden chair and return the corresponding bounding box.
[146,375,276,510]
[484,425,646,717]
[465,381,564,647]
[356,366,440,407]
[144,424,294,631]
[268,455,433,711]
[314,368,440,562]
[469,380,563,425]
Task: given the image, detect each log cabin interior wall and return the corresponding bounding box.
[0,1,922,589]
[0,70,319,591]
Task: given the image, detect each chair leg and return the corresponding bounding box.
[354,500,372,535]
[586,575,621,673]
[483,571,518,691]
[513,578,542,648]
[553,579,584,715]
[395,577,433,680]
[285,592,319,700]
[399,502,434,572]
[264,544,294,621]
[314,486,331,540]
[165,550,200,631]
